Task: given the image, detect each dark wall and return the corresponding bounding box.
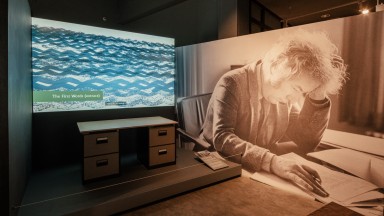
[0,0,9,214]
[6,0,32,215]
[28,0,244,47]
[29,0,120,30]
[118,0,219,46]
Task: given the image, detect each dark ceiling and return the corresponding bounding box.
[258,0,382,26]
[28,0,384,46]
[28,0,384,28]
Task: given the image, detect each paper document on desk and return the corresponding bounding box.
[307,148,384,187]
[321,129,384,157]
[250,153,383,207]
[251,171,313,199]
[343,190,384,206]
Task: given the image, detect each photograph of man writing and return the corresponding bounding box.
[200,30,348,197]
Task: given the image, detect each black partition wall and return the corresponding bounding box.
[0,0,9,213]
[2,0,33,215]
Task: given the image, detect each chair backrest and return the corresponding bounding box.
[176,93,212,137]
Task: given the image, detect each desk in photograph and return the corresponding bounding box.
[121,175,324,216]
[77,116,178,181]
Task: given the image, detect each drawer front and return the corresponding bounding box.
[149,144,175,166]
[84,153,119,181]
[84,132,118,157]
[149,126,175,147]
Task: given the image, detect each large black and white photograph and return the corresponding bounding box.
[176,10,384,216]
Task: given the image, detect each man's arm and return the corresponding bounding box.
[285,95,331,155]
[210,73,273,172]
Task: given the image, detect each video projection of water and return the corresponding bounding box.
[32,18,175,113]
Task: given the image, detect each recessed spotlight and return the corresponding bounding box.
[320,14,331,18]
[361,9,370,14]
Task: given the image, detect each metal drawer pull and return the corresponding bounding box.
[158,130,167,136]
[158,149,167,155]
[96,159,108,167]
[96,137,108,144]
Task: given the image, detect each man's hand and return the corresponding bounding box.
[308,85,326,101]
[270,155,329,197]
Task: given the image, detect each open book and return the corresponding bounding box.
[250,153,383,214]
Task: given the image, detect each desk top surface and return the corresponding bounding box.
[77,116,177,133]
[123,176,323,216]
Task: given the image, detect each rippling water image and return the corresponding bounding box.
[32,18,175,112]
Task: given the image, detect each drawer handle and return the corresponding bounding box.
[158,149,167,155]
[96,137,108,144]
[158,130,167,136]
[96,159,108,167]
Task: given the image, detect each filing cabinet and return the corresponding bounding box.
[138,125,176,168]
[83,131,119,181]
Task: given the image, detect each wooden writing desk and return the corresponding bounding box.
[121,175,324,216]
[77,116,178,181]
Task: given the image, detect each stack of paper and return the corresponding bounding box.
[320,129,384,157]
[307,149,384,188]
[251,152,383,216]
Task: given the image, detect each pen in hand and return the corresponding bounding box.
[302,165,329,197]
[312,175,329,197]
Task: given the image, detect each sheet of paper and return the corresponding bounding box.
[350,206,384,216]
[321,129,384,157]
[251,152,381,206]
[307,148,384,187]
[370,159,384,188]
[283,153,379,202]
[250,170,348,206]
[251,171,313,199]
[343,190,384,205]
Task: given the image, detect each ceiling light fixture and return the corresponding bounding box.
[282,1,360,27]
[320,14,331,18]
[358,0,371,14]
[361,8,370,14]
